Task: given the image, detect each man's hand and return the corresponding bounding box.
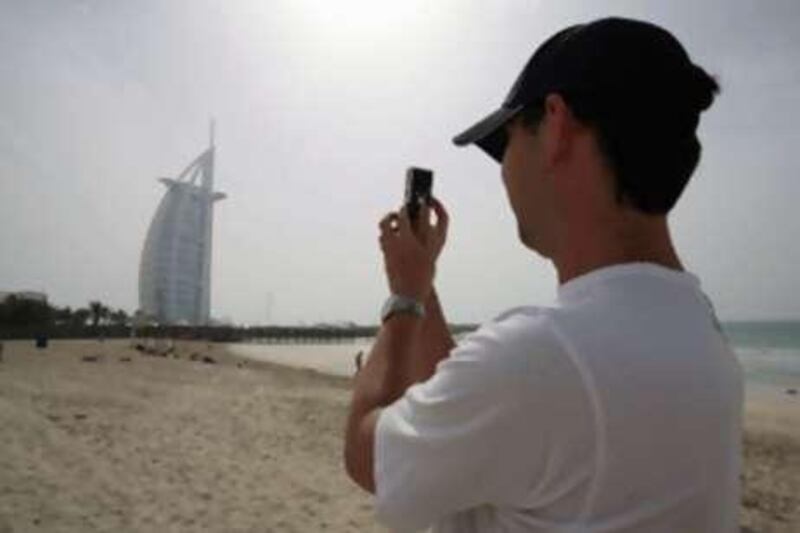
[378,198,449,302]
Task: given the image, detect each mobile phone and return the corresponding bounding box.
[404,167,433,221]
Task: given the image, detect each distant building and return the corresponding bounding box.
[138,129,225,325]
[0,291,48,304]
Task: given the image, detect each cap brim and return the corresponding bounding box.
[452,105,522,163]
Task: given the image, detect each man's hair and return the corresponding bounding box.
[520,66,719,215]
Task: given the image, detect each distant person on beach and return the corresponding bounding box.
[345,17,742,532]
[354,350,364,373]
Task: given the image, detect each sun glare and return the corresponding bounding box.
[292,0,438,56]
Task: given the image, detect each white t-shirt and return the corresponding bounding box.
[375,263,743,532]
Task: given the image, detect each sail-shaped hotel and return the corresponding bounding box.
[139,130,225,325]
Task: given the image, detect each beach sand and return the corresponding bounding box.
[0,340,380,532]
[741,385,800,531]
[0,340,797,532]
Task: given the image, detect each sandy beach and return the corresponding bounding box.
[0,340,798,532]
[0,340,379,532]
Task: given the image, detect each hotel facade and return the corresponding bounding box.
[138,134,225,325]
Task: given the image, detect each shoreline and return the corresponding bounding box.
[228,342,370,379]
[229,341,800,438]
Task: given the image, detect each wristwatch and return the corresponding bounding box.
[380,294,426,323]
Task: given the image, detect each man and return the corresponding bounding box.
[344,17,742,532]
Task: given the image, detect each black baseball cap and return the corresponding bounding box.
[453,18,701,163]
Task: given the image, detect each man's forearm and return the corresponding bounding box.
[410,288,456,382]
[344,314,423,491]
[345,288,456,492]
[349,288,454,414]
[353,314,423,409]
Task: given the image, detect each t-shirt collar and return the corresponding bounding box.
[557,262,701,304]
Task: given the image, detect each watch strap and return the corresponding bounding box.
[380,294,426,323]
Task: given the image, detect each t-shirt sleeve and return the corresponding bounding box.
[374,312,568,532]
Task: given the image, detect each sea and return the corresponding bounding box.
[722,321,800,389]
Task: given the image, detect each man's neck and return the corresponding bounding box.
[553,212,683,285]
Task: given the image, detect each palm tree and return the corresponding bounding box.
[110,309,129,326]
[53,306,72,326]
[99,304,111,326]
[89,301,106,327]
[72,308,91,327]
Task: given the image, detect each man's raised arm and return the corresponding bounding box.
[344,199,450,493]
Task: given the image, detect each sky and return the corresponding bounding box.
[1,0,799,325]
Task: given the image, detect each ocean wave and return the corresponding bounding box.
[731,346,800,387]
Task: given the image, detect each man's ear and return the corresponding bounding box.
[541,93,573,169]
